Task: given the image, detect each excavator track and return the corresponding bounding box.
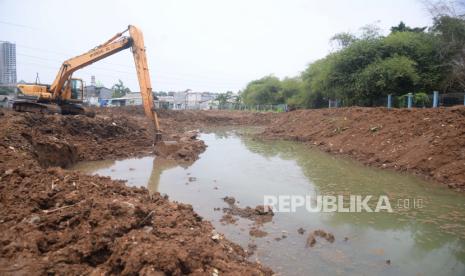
[13,101,61,114]
[12,100,94,117]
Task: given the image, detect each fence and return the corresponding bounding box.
[325,92,465,109]
[218,103,288,112]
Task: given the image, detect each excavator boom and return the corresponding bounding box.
[15,25,162,142]
[129,26,161,140]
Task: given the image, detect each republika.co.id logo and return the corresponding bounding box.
[263,194,424,213]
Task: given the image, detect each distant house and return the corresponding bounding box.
[104,92,144,107]
[84,85,114,106]
[156,95,175,109]
[186,92,202,110]
[152,90,218,110]
[172,91,187,110]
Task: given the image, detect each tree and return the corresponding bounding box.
[0,86,15,95]
[111,79,130,98]
[359,23,382,39]
[391,21,427,33]
[242,75,282,105]
[280,77,304,103]
[431,15,465,89]
[356,55,420,104]
[216,91,233,106]
[330,32,357,49]
[243,16,454,108]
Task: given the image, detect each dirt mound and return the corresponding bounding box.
[0,111,154,165]
[0,110,271,274]
[32,138,78,168]
[154,131,206,163]
[0,167,271,275]
[95,106,275,131]
[261,107,465,191]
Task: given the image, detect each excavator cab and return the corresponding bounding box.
[70,78,84,100]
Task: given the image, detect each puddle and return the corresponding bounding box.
[72,129,465,276]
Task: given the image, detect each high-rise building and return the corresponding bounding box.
[0,41,17,85]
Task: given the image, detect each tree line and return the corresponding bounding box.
[240,2,465,108]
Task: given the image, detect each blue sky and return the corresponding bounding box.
[0,0,432,92]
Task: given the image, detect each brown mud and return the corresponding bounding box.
[260,107,465,191]
[2,105,464,273]
[0,110,271,275]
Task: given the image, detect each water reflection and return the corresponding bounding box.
[72,129,465,276]
[146,158,179,194]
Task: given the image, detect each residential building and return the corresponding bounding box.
[104,92,143,107]
[84,84,113,106]
[156,95,175,109]
[186,91,202,109]
[153,90,218,110]
[0,41,17,85]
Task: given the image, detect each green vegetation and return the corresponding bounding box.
[215,91,234,106]
[0,86,15,95]
[112,79,130,98]
[241,8,465,108]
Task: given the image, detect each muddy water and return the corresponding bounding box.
[73,129,465,276]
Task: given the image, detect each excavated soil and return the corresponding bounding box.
[0,110,271,275]
[1,105,464,274]
[94,106,465,191]
[261,107,465,191]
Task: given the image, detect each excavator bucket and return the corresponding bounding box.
[155,131,162,143]
[129,25,162,144]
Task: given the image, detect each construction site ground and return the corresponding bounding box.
[0,106,464,275]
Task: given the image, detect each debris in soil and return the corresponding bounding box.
[0,109,272,275]
[275,231,288,241]
[249,227,268,238]
[298,227,306,235]
[222,197,274,225]
[306,229,335,248]
[220,214,238,225]
[211,229,222,241]
[306,234,317,247]
[223,196,236,205]
[247,243,258,256]
[314,229,335,243]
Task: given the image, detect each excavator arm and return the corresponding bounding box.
[48,25,161,141]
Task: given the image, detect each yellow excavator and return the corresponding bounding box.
[13,25,162,142]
